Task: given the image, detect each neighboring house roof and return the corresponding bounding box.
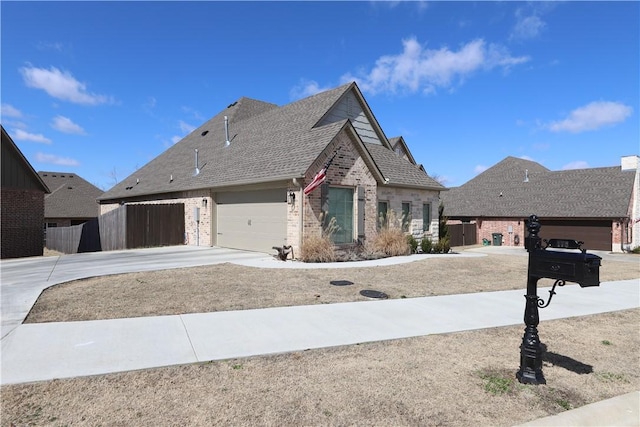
[38,171,103,219]
[1,126,50,193]
[442,156,635,219]
[99,82,443,202]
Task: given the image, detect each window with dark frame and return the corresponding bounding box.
[401,202,411,232]
[378,201,388,230]
[423,203,431,232]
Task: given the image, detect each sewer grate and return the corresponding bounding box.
[330,280,354,286]
[360,289,389,299]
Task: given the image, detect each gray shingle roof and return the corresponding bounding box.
[100,83,355,201]
[39,172,103,218]
[366,143,445,190]
[99,82,443,201]
[441,156,635,219]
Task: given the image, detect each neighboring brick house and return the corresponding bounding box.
[39,171,103,229]
[441,156,640,252]
[98,82,445,254]
[1,126,51,259]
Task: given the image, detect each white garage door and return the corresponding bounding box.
[217,188,287,253]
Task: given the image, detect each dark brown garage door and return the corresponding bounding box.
[538,220,611,251]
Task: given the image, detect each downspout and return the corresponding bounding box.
[293,177,303,255]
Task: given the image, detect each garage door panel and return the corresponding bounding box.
[217,189,287,253]
[539,220,611,251]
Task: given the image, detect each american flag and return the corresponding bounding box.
[304,152,337,195]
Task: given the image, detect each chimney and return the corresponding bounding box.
[621,155,639,171]
[224,116,230,147]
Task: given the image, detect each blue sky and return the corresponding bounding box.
[2,1,638,190]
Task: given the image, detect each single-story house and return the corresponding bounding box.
[98,82,445,254]
[1,126,51,259]
[441,155,640,252]
[39,171,103,229]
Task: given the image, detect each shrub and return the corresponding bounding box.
[440,237,451,253]
[370,227,411,257]
[406,235,418,253]
[631,246,640,254]
[300,234,336,263]
[432,237,451,254]
[421,237,433,253]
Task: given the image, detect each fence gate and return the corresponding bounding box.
[126,204,185,248]
[448,223,477,247]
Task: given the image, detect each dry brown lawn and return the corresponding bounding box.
[25,254,639,323]
[3,253,639,426]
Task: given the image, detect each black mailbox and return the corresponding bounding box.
[530,249,601,287]
[517,216,603,385]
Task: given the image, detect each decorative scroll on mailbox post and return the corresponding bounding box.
[516,215,602,385]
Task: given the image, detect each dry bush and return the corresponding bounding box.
[300,235,336,263]
[370,209,412,257]
[300,217,339,263]
[370,227,411,257]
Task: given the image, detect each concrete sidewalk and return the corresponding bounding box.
[2,278,638,385]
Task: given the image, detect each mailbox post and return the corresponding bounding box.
[517,215,602,385]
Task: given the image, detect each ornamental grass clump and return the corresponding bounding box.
[370,210,411,257]
[300,235,336,263]
[300,216,339,263]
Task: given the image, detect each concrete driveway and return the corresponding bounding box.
[0,245,271,339]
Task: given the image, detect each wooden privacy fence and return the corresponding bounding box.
[46,218,101,254]
[46,203,185,254]
[448,223,477,247]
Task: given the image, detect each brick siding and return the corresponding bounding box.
[1,188,45,258]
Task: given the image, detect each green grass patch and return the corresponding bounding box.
[478,369,515,395]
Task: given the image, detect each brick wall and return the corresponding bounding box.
[476,218,526,247]
[377,187,440,242]
[1,188,45,258]
[298,132,377,252]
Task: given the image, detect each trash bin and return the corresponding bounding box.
[482,238,490,246]
[492,233,503,246]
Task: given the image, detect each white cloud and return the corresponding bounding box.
[171,136,182,144]
[511,14,545,41]
[35,152,79,166]
[36,41,65,52]
[13,129,52,144]
[51,115,86,135]
[290,79,333,100]
[519,155,534,161]
[179,120,195,134]
[1,103,23,118]
[510,3,555,41]
[145,97,157,109]
[547,101,633,133]
[562,161,589,170]
[340,37,530,95]
[20,65,114,105]
[474,165,488,174]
